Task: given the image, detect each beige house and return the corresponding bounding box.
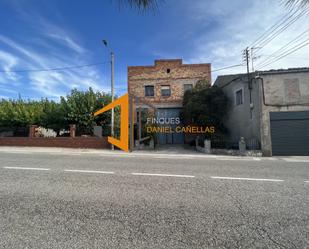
[214,68,309,156]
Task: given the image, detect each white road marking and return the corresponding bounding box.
[211,176,284,182]
[305,181,309,183]
[3,166,50,171]
[131,173,195,178]
[282,159,309,163]
[64,169,114,174]
[216,158,261,161]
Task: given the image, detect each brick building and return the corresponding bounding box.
[128,59,211,145]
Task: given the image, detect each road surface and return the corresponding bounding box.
[0,149,308,248]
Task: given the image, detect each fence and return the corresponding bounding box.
[0,124,110,149]
[0,127,29,137]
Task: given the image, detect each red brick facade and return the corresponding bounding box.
[0,137,110,149]
[128,59,211,107]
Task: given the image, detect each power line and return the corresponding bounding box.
[0,61,110,73]
[0,61,244,75]
[247,6,309,71]
[211,64,245,73]
[256,38,309,70]
[250,8,301,48]
[255,6,309,51]
[255,27,309,68]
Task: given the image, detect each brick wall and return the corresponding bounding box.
[128,59,211,107]
[0,137,110,149]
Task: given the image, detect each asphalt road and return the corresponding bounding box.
[0,150,308,249]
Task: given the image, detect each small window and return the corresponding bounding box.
[145,85,154,97]
[161,85,171,97]
[167,69,171,73]
[235,89,243,105]
[184,84,193,92]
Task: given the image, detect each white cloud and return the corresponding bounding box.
[0,33,110,98]
[0,35,48,69]
[0,0,111,99]
[183,0,309,81]
[47,33,85,54]
[0,50,19,81]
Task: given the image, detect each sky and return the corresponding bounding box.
[0,0,309,100]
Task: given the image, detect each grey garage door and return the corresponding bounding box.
[156,108,184,145]
[270,111,309,156]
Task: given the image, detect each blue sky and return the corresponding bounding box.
[0,0,309,100]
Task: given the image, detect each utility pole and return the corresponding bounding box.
[244,47,253,119]
[111,51,115,150]
[251,47,254,72]
[243,47,251,90]
[102,39,115,150]
[250,47,262,72]
[245,47,250,81]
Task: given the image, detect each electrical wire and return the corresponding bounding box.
[0,60,243,74]
[211,64,245,73]
[0,61,110,73]
[256,38,309,70]
[255,27,309,67]
[255,6,309,51]
[250,7,302,48]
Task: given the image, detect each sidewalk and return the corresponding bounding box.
[0,146,309,161]
[0,146,241,159]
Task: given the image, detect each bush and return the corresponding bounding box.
[0,88,116,136]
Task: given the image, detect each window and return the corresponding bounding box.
[161,85,171,97]
[167,68,171,73]
[235,89,243,105]
[145,85,154,97]
[184,84,193,92]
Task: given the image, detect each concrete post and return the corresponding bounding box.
[93,126,102,137]
[29,125,37,138]
[204,139,211,154]
[70,124,76,138]
[239,137,246,156]
[149,137,154,149]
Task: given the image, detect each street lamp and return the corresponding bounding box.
[102,39,115,150]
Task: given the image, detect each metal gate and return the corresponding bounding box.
[270,111,309,156]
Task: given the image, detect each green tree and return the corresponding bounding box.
[0,89,116,137]
[0,99,42,127]
[181,80,228,137]
[38,99,68,131]
[62,87,116,135]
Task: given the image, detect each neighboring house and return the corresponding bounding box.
[214,68,309,156]
[128,59,211,145]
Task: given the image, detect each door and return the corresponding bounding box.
[156,108,184,145]
[270,111,309,156]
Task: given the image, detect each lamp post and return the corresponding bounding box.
[102,39,115,150]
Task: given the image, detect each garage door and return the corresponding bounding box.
[270,111,309,156]
[156,108,184,145]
